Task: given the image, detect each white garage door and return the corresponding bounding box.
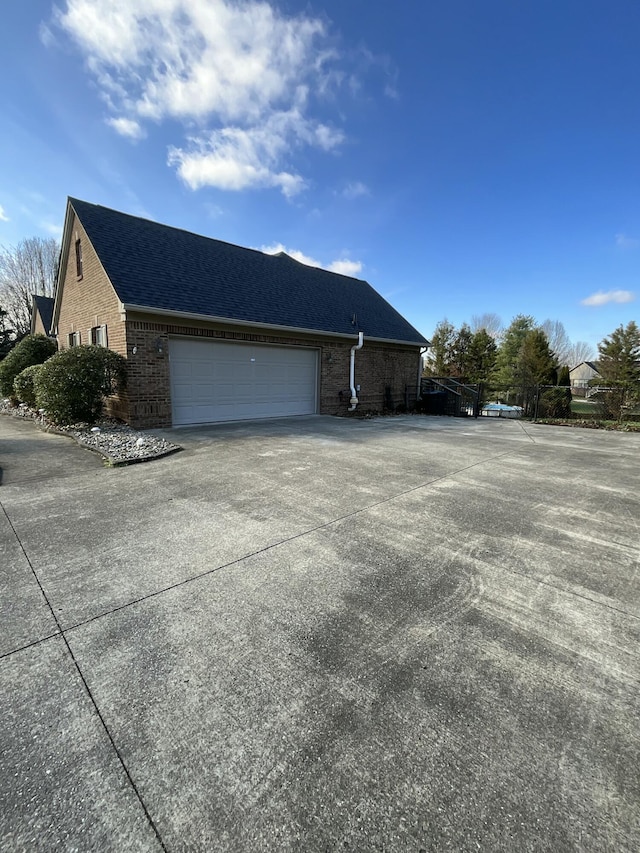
[169,338,318,425]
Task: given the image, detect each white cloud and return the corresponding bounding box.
[107,116,146,140]
[168,113,315,197]
[341,181,370,199]
[327,259,362,276]
[52,0,348,196]
[0,204,9,222]
[615,233,639,249]
[261,243,320,267]
[581,289,636,306]
[260,243,362,277]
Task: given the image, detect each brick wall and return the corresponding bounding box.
[320,340,420,415]
[125,314,421,428]
[56,211,127,358]
[56,210,130,420]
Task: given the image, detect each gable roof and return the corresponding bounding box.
[64,198,428,346]
[31,294,54,335]
[569,360,600,373]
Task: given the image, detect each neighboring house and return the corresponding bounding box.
[30,294,55,337]
[52,198,428,428]
[569,361,601,394]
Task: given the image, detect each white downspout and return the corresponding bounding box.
[417,346,428,399]
[348,331,364,410]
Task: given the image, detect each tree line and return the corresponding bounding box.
[426,314,640,420]
[425,314,598,387]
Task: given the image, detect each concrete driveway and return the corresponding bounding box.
[1,413,639,851]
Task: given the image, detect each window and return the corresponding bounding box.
[68,331,81,347]
[90,325,108,347]
[75,238,83,278]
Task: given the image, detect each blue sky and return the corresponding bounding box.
[1,0,638,352]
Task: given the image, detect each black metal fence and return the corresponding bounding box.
[419,378,481,417]
[419,377,640,421]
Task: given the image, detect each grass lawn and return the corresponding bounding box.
[570,398,600,415]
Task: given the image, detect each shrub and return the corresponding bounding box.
[35,345,127,425]
[0,334,57,397]
[537,386,572,419]
[13,364,44,408]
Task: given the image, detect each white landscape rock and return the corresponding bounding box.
[70,423,179,463]
[0,399,180,464]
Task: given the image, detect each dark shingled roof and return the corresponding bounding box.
[69,198,428,345]
[33,294,54,334]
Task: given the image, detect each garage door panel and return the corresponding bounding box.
[169,339,318,425]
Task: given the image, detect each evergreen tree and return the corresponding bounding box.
[449,323,473,378]
[598,321,640,384]
[516,329,557,387]
[425,319,456,376]
[492,315,536,385]
[596,321,640,420]
[466,328,497,383]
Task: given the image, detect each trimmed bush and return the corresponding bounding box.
[0,334,57,397]
[34,345,127,425]
[13,364,44,408]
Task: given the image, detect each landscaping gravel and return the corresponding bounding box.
[0,400,181,465]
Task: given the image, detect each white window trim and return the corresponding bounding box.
[90,324,108,347]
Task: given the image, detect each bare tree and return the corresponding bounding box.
[540,319,572,366]
[0,237,59,339]
[470,312,503,339]
[566,340,596,368]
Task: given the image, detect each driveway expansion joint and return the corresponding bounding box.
[0,498,168,852]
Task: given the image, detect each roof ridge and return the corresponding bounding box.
[66,197,428,344]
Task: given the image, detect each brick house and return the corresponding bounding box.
[52,198,428,428]
[30,295,55,337]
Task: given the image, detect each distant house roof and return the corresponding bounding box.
[65,198,428,346]
[569,360,600,373]
[31,294,54,335]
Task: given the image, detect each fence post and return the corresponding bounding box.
[534,385,540,421]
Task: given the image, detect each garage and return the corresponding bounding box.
[169,338,319,425]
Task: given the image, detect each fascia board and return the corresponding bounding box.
[121,303,428,347]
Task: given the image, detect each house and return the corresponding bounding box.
[569,361,601,395]
[30,294,55,337]
[52,198,428,428]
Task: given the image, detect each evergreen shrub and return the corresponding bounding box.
[13,364,44,408]
[0,334,57,397]
[35,345,126,425]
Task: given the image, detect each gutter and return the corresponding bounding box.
[120,303,428,348]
